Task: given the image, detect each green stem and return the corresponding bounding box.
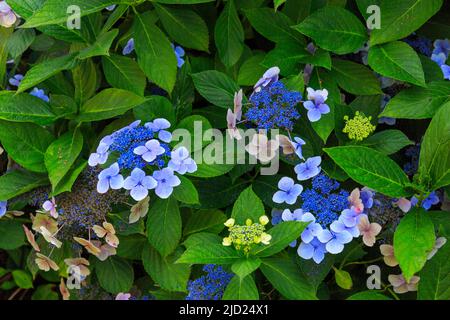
[339,242,363,269]
[344,257,383,267]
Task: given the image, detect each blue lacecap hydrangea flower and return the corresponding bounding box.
[246,81,301,130]
[186,265,233,300]
[89,119,197,201]
[300,173,349,228]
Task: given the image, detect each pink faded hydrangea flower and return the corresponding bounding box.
[115,292,131,300]
[357,215,381,247]
[0,1,18,28]
[388,274,420,294]
[246,133,279,163]
[380,244,398,267]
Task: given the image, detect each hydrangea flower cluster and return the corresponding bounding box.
[273,173,381,264]
[186,265,233,300]
[404,34,433,56]
[29,168,127,237]
[88,119,197,201]
[343,111,376,141]
[222,216,271,253]
[246,81,302,130]
[300,174,350,228]
[431,39,450,80]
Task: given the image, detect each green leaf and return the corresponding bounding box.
[368,41,426,87]
[77,29,118,60]
[331,59,382,95]
[146,198,181,257]
[44,128,83,191]
[183,209,226,236]
[238,53,267,86]
[73,59,98,105]
[190,162,235,178]
[0,220,25,250]
[262,41,331,75]
[4,0,45,19]
[324,146,411,197]
[379,81,450,119]
[298,254,335,290]
[17,53,79,93]
[0,170,48,201]
[95,256,134,294]
[419,102,450,190]
[394,208,435,281]
[6,29,36,59]
[21,0,134,28]
[191,176,246,208]
[52,160,87,196]
[252,221,308,258]
[244,8,303,43]
[133,95,176,124]
[116,234,146,260]
[134,11,177,93]
[191,70,240,108]
[231,186,265,224]
[334,268,353,290]
[347,291,392,300]
[77,88,146,122]
[174,114,212,152]
[252,174,286,208]
[293,6,367,54]
[214,0,244,67]
[155,4,209,52]
[223,275,259,300]
[0,27,12,86]
[231,257,261,279]
[152,0,214,3]
[0,120,54,173]
[0,92,56,125]
[12,270,33,289]
[31,285,58,300]
[358,130,414,155]
[370,0,444,45]
[142,244,190,292]
[311,101,335,143]
[183,232,222,248]
[172,176,199,205]
[260,257,317,300]
[274,0,286,10]
[418,241,450,300]
[177,243,242,265]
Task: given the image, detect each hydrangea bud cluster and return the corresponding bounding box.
[88,119,197,201]
[222,216,271,253]
[343,111,376,141]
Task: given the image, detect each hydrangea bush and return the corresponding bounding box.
[0,0,449,301]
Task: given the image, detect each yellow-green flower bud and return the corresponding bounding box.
[343,111,376,141]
